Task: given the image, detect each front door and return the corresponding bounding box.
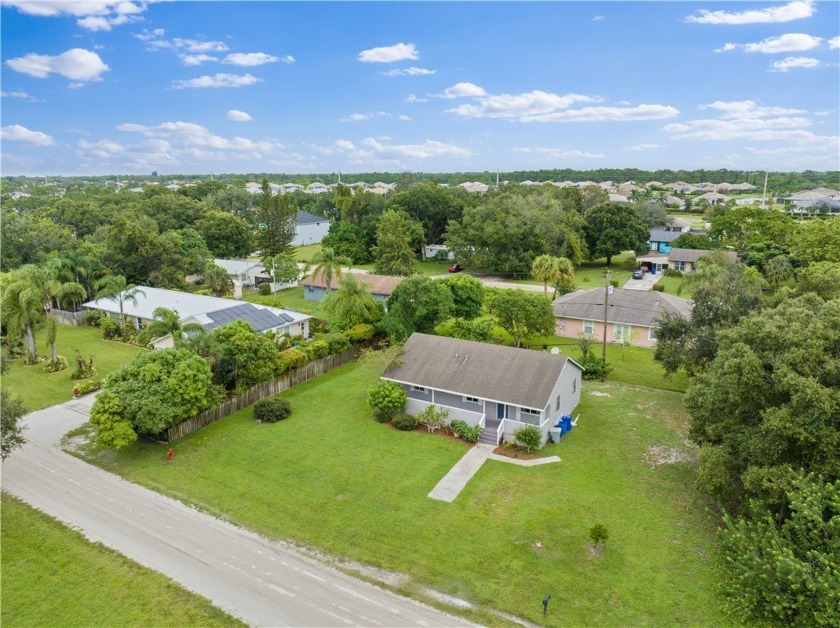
[496,403,508,419]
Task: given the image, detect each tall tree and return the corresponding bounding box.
[439,274,485,320]
[311,247,351,292]
[196,210,254,258]
[489,289,555,347]
[373,210,421,276]
[583,203,650,265]
[256,179,297,256]
[531,254,561,298]
[202,264,234,297]
[138,307,205,345]
[383,275,454,341]
[324,274,382,331]
[94,275,145,324]
[764,255,793,290]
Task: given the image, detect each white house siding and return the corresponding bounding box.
[404,396,484,426]
[293,221,330,246]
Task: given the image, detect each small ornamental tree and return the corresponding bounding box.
[90,390,138,449]
[513,425,542,453]
[367,380,407,423]
[416,404,450,433]
[589,523,609,547]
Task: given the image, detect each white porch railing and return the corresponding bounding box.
[496,418,506,445]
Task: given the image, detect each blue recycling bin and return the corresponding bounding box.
[650,267,656,275]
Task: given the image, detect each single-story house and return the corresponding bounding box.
[381,333,584,447]
[300,271,403,303]
[423,244,455,260]
[83,286,310,348]
[636,248,739,273]
[292,211,330,246]
[552,287,693,348]
[213,259,264,286]
[696,191,728,206]
[608,193,629,204]
[648,228,685,253]
[790,197,840,214]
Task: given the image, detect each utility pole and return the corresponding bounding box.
[602,271,611,363]
[762,171,768,208]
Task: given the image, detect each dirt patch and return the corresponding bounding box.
[492,446,544,460]
[589,391,611,397]
[643,445,693,468]
[588,544,604,559]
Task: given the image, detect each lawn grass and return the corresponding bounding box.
[0,493,240,627]
[292,243,322,262]
[655,275,694,298]
[353,259,452,276]
[1,325,145,411]
[241,285,325,317]
[574,250,636,289]
[78,362,722,626]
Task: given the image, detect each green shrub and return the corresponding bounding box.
[651,283,665,292]
[367,381,407,422]
[82,309,104,327]
[589,523,609,546]
[305,340,330,360]
[70,353,97,380]
[254,398,292,423]
[450,419,484,443]
[320,332,351,355]
[580,352,613,380]
[663,268,683,278]
[100,317,121,340]
[275,348,309,374]
[392,413,418,431]
[610,279,619,288]
[582,276,591,282]
[373,408,393,423]
[345,324,375,342]
[72,378,104,398]
[43,355,69,373]
[416,404,450,433]
[259,282,272,295]
[513,425,542,452]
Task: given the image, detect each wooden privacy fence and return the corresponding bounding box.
[166,346,361,442]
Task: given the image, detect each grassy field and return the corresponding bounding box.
[241,285,325,317]
[292,243,322,262]
[667,212,708,229]
[2,325,145,411]
[654,275,694,298]
[79,361,722,626]
[0,493,240,627]
[353,259,452,276]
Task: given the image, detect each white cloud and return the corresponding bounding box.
[630,144,663,151]
[522,104,680,123]
[450,89,599,117]
[357,42,418,63]
[1,124,55,146]
[592,15,604,21]
[665,100,819,142]
[171,73,262,89]
[770,56,820,71]
[325,137,471,162]
[135,27,165,41]
[340,111,389,122]
[223,52,284,66]
[405,93,428,103]
[717,33,822,54]
[5,48,109,81]
[382,66,436,77]
[3,1,148,30]
[398,115,412,121]
[829,36,840,49]
[1,90,40,102]
[437,82,488,99]
[514,147,604,159]
[67,82,86,89]
[226,109,253,122]
[181,54,217,66]
[700,100,807,117]
[116,120,281,154]
[685,0,814,25]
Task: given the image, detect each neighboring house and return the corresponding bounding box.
[552,287,693,348]
[786,188,840,202]
[82,286,310,348]
[213,259,264,286]
[292,211,330,246]
[608,193,628,204]
[381,333,584,447]
[423,244,455,260]
[648,228,684,253]
[662,217,691,233]
[790,197,840,214]
[300,271,403,303]
[696,191,728,206]
[636,248,739,273]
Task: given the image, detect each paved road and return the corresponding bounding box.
[431,274,545,293]
[3,399,470,627]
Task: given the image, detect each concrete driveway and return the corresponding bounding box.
[3,397,471,627]
[622,271,663,291]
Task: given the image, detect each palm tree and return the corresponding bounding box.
[764,255,793,291]
[2,271,41,362]
[531,254,560,298]
[311,246,351,292]
[325,274,380,327]
[552,257,576,299]
[203,265,233,298]
[139,307,205,345]
[94,275,145,324]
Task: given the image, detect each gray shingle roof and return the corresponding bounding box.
[649,229,684,243]
[553,288,693,327]
[667,248,738,264]
[382,333,579,410]
[203,303,294,332]
[296,210,328,225]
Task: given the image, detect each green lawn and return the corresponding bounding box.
[0,493,240,627]
[2,325,145,411]
[353,259,452,276]
[573,250,636,289]
[654,275,694,298]
[666,213,708,229]
[292,243,322,262]
[78,362,722,626]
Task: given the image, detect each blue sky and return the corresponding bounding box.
[2,0,838,175]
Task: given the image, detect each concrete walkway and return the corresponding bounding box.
[488,454,561,467]
[428,444,495,502]
[622,272,663,291]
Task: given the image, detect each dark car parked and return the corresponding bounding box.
[632,269,645,280]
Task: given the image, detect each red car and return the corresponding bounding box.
[448,263,463,273]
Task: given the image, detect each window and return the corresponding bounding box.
[649,327,659,340]
[463,396,480,404]
[614,323,632,341]
[573,378,577,393]
[307,287,315,293]
[555,394,561,411]
[521,408,540,417]
[673,261,685,272]
[583,319,595,334]
[412,385,428,393]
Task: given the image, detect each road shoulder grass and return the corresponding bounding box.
[0,493,241,628]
